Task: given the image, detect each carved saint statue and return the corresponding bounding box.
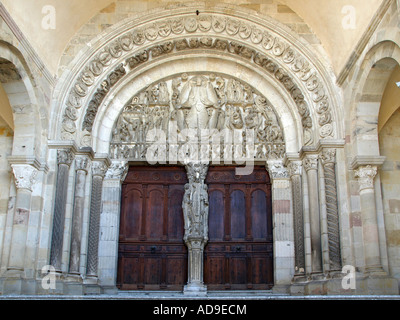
[180,76,218,130]
[183,163,209,241]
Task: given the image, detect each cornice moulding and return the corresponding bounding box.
[350,155,386,170]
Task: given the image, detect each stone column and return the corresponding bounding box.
[183,162,209,295]
[288,161,305,279]
[49,149,74,271]
[303,155,323,275]
[97,161,128,292]
[7,164,38,272]
[354,165,385,275]
[68,156,90,275]
[86,161,108,278]
[320,149,342,272]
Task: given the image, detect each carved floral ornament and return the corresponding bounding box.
[60,13,335,148]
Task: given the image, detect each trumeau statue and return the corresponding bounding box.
[110,73,285,163]
[183,163,209,241]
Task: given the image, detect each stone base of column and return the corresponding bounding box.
[289,274,399,296]
[356,275,399,295]
[83,276,101,295]
[64,274,84,295]
[183,283,208,296]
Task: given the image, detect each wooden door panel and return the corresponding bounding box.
[230,257,247,284]
[146,188,164,239]
[121,188,142,240]
[168,188,185,240]
[204,256,225,285]
[117,166,188,291]
[209,189,225,241]
[230,189,246,240]
[251,189,268,240]
[166,257,186,285]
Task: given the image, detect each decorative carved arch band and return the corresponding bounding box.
[55,9,339,152]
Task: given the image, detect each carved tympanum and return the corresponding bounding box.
[110,73,285,163]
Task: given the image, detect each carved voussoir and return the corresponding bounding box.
[60,13,335,144]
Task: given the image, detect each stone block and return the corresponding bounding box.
[304,280,327,295]
[289,283,306,296]
[356,276,400,295]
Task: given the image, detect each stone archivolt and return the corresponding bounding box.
[59,13,335,149]
[109,73,286,162]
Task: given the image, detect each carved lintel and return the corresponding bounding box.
[105,161,128,181]
[11,164,38,192]
[354,165,378,192]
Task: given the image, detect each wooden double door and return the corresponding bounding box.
[117,166,273,291]
[204,166,273,290]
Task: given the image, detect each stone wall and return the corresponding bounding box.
[379,108,400,279]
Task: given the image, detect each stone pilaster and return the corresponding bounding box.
[183,162,209,296]
[68,156,90,275]
[97,161,128,292]
[49,149,74,272]
[320,149,341,272]
[267,160,294,290]
[303,155,323,275]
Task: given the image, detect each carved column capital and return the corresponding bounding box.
[267,160,289,179]
[303,155,319,172]
[91,161,108,178]
[320,149,336,166]
[354,165,378,191]
[75,156,90,173]
[57,149,75,166]
[287,161,303,177]
[105,161,128,181]
[11,164,38,192]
